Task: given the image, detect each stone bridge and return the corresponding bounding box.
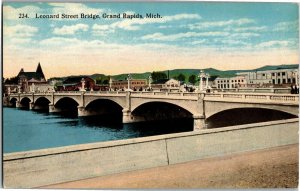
[7,91,299,130]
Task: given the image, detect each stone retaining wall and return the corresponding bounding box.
[3,118,299,188]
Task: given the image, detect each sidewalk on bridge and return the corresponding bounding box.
[42,144,299,189]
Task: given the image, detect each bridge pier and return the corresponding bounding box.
[16,101,22,108]
[122,109,145,123]
[49,104,62,113]
[78,106,89,117]
[193,114,206,130]
[29,102,34,110]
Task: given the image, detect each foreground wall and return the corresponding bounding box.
[3,118,299,188]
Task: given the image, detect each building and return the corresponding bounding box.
[237,68,299,88]
[214,76,247,89]
[151,78,181,90]
[58,76,96,91]
[17,63,47,92]
[110,79,148,90]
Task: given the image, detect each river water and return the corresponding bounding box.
[3,107,193,153]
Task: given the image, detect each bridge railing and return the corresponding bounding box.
[205,92,299,102]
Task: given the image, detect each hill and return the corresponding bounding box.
[48,64,299,83]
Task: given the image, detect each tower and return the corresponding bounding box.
[36,62,45,80]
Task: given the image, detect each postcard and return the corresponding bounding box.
[2,1,299,189]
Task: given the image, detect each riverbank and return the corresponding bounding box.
[44,144,298,189]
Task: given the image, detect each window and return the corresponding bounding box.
[262,73,265,76]
[278,79,281,84]
[277,72,281,76]
[282,72,285,76]
[238,80,240,82]
[272,79,275,84]
[272,73,275,76]
[283,79,286,84]
[241,80,244,82]
[288,78,291,83]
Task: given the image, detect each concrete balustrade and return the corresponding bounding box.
[3,118,298,188]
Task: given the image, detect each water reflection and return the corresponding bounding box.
[4,107,193,153]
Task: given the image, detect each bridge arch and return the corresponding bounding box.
[54,97,80,116]
[20,97,31,109]
[34,96,51,104]
[34,97,51,110]
[131,100,198,116]
[9,97,18,107]
[206,107,298,128]
[131,101,194,121]
[81,98,124,121]
[53,96,81,106]
[20,96,32,103]
[85,97,125,110]
[204,101,298,119]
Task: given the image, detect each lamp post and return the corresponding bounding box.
[109,78,112,91]
[205,73,210,89]
[148,75,152,89]
[31,83,35,93]
[80,78,86,92]
[127,74,132,90]
[198,70,206,91]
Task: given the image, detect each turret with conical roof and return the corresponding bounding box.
[36,62,45,80]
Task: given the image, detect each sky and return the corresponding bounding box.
[3,2,299,78]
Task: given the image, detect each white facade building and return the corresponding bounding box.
[214,76,247,89]
[237,68,298,87]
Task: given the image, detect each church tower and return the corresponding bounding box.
[36,62,45,80]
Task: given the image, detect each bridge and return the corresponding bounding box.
[6,91,299,130]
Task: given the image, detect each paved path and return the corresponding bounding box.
[43,144,298,189]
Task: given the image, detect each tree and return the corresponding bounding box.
[151,71,167,82]
[188,74,197,85]
[95,77,102,84]
[4,76,18,84]
[176,73,186,82]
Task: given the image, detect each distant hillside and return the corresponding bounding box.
[255,64,299,71]
[48,64,298,83]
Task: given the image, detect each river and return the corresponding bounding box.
[3,107,193,153]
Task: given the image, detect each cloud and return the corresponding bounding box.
[189,18,255,30]
[141,31,230,41]
[226,26,267,32]
[215,39,249,46]
[53,24,89,35]
[4,24,38,38]
[190,39,207,45]
[256,40,296,49]
[273,21,298,32]
[92,13,201,35]
[3,5,41,20]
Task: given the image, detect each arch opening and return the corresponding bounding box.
[19,97,31,109]
[54,97,79,117]
[9,98,17,107]
[34,97,51,111]
[206,108,298,129]
[83,99,123,123]
[131,102,194,132]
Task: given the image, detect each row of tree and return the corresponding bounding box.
[151,71,198,85]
